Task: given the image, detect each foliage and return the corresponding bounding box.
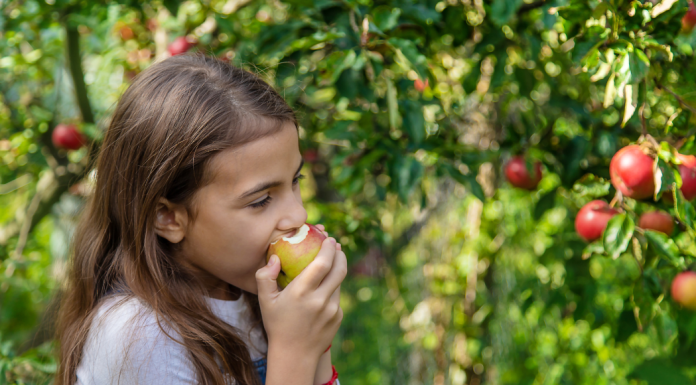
[4,0,696,384]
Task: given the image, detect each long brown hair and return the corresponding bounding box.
[55,54,297,385]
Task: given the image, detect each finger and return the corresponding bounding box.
[294,237,337,290]
[255,255,281,299]
[316,224,325,231]
[317,249,347,296]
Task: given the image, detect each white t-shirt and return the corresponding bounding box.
[75,294,267,385]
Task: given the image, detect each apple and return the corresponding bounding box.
[671,271,696,310]
[52,124,86,150]
[683,2,696,33]
[676,153,696,201]
[638,211,674,235]
[303,149,319,163]
[168,36,194,56]
[575,200,620,242]
[609,145,655,200]
[504,156,543,190]
[414,78,429,92]
[119,26,134,41]
[266,223,328,288]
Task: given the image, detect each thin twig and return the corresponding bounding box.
[657,83,696,114]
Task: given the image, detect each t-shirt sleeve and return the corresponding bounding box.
[76,298,199,385]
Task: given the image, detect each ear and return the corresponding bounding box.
[154,198,188,244]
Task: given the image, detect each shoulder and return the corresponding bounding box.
[76,296,198,385]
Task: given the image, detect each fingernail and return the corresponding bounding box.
[268,255,277,266]
[330,238,336,244]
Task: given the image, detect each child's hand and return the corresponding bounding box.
[255,233,346,361]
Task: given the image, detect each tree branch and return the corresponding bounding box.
[65,24,94,124]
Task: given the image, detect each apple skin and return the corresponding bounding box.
[575,200,620,242]
[168,36,194,56]
[638,211,674,235]
[52,124,86,150]
[683,2,696,33]
[414,78,429,92]
[609,145,655,200]
[266,223,328,288]
[671,271,696,310]
[504,156,543,190]
[677,153,696,201]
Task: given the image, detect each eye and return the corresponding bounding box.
[293,174,306,186]
[249,196,272,209]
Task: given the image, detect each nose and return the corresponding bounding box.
[276,190,308,233]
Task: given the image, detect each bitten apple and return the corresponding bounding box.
[266,223,328,288]
[671,271,696,310]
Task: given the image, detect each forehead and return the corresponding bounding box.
[208,122,300,193]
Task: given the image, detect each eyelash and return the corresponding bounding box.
[249,174,305,209]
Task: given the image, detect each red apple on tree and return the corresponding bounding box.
[609,145,655,200]
[671,271,696,310]
[683,2,696,33]
[168,36,195,56]
[52,124,87,150]
[676,153,696,201]
[504,156,543,190]
[575,200,620,242]
[266,223,328,288]
[119,26,134,41]
[414,78,429,92]
[638,211,674,235]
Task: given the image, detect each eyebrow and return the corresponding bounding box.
[238,159,305,200]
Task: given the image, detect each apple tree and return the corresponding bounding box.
[4,0,696,384]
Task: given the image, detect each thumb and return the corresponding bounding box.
[256,255,281,297]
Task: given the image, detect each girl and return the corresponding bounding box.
[55,54,346,385]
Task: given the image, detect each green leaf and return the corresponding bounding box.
[629,359,692,384]
[386,79,399,130]
[401,100,425,144]
[654,157,677,201]
[582,240,605,259]
[442,164,485,201]
[388,38,428,77]
[644,230,683,267]
[603,214,635,259]
[490,0,525,26]
[572,174,611,199]
[534,187,558,220]
[629,50,650,83]
[373,7,401,31]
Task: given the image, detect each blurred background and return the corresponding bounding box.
[4,0,696,384]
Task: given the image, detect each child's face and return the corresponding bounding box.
[174,122,307,298]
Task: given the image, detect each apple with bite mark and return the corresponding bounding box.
[266,223,328,288]
[671,271,696,310]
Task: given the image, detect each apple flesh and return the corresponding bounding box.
[671,271,696,310]
[504,156,543,190]
[52,124,86,150]
[638,211,674,235]
[267,223,327,288]
[575,200,620,242]
[609,145,655,200]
